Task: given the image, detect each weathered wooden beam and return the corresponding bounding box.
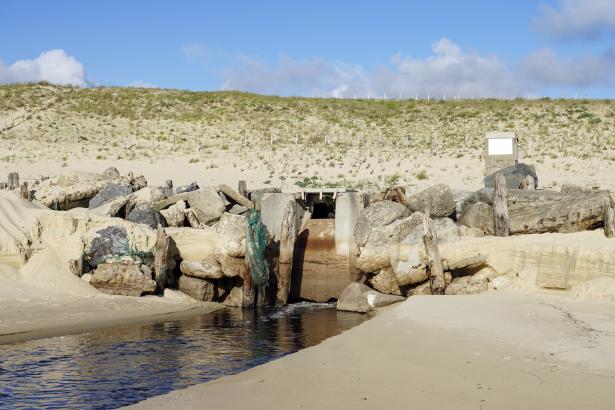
[422,211,446,295]
[238,180,248,198]
[218,184,253,209]
[154,225,169,290]
[19,182,28,200]
[277,200,297,305]
[493,172,510,237]
[8,172,19,190]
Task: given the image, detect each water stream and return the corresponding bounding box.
[0,303,369,409]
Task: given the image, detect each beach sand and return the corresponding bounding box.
[128,292,615,410]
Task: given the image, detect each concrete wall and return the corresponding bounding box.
[335,192,364,257]
[260,193,303,241]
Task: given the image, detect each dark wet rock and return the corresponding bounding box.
[89,183,133,209]
[127,207,168,229]
[86,226,129,268]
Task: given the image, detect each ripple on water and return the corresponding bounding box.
[0,304,369,409]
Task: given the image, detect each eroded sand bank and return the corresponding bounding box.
[129,292,615,410]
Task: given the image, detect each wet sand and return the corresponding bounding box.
[129,293,615,410]
[0,290,222,345]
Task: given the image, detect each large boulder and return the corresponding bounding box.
[127,206,167,229]
[458,202,494,235]
[369,268,402,296]
[484,163,538,190]
[180,256,224,280]
[408,184,455,218]
[217,254,246,278]
[354,200,407,247]
[85,225,130,268]
[178,275,218,301]
[357,241,390,273]
[89,183,133,209]
[160,200,186,227]
[90,261,156,296]
[367,212,423,244]
[155,187,225,226]
[89,195,130,217]
[214,213,247,258]
[165,227,217,261]
[389,243,428,286]
[336,282,405,313]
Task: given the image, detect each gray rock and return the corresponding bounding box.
[178,275,218,301]
[408,184,455,218]
[433,218,461,242]
[458,202,494,235]
[127,207,168,229]
[89,195,130,217]
[155,187,225,225]
[89,183,133,209]
[484,163,538,190]
[367,212,423,244]
[86,226,129,268]
[354,200,407,247]
[175,181,199,195]
[90,261,156,296]
[336,282,405,313]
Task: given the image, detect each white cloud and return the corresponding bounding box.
[221,55,369,97]
[535,0,615,40]
[371,38,521,98]
[0,49,86,86]
[220,38,522,98]
[128,80,158,88]
[521,45,615,87]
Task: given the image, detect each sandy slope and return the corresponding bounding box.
[129,293,615,410]
[0,190,223,345]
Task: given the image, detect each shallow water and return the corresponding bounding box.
[0,303,369,409]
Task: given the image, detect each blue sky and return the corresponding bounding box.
[1,0,615,98]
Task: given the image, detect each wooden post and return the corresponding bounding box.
[493,172,510,236]
[277,200,297,305]
[8,172,19,190]
[519,175,535,190]
[238,180,248,198]
[605,201,615,238]
[19,182,28,200]
[154,225,169,290]
[422,210,446,295]
[241,264,255,308]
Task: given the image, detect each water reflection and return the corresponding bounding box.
[0,303,369,409]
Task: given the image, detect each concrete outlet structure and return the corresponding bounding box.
[259,190,364,303]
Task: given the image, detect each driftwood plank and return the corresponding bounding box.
[218,184,253,209]
[422,211,446,295]
[276,200,297,305]
[494,172,510,237]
